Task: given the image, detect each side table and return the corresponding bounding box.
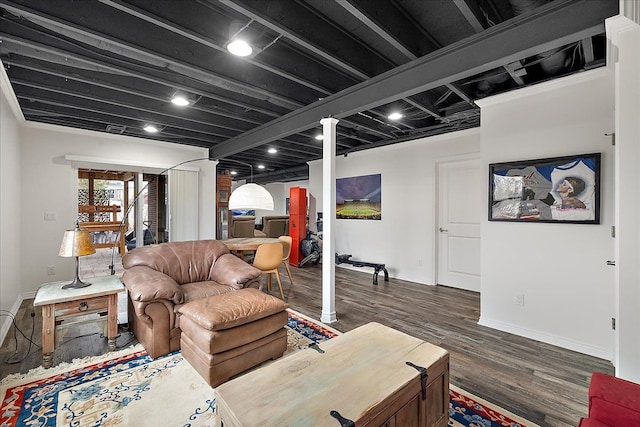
[33,275,125,368]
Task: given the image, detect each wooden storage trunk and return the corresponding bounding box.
[215,322,450,427]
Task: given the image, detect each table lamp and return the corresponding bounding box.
[59,224,96,289]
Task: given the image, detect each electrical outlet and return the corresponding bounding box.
[47,265,55,275]
[44,211,56,221]
[418,259,423,266]
[515,294,525,306]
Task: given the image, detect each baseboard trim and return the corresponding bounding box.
[478,315,612,361]
[0,294,26,346]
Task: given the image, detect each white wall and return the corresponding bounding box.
[309,128,480,284]
[307,70,615,359]
[478,69,615,359]
[0,68,23,339]
[19,124,214,296]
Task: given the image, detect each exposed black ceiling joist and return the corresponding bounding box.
[100,0,333,96]
[0,0,615,184]
[0,32,286,119]
[1,0,309,110]
[209,0,615,160]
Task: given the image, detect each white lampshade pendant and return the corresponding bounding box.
[229,183,274,210]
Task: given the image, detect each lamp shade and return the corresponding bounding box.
[228,183,274,211]
[59,229,96,257]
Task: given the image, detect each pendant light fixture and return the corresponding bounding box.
[228,183,274,210]
[225,160,274,211]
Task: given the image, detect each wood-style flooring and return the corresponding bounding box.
[0,259,613,427]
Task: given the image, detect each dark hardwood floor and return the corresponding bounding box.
[1,261,612,427]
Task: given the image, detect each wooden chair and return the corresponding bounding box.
[278,236,294,286]
[253,242,285,299]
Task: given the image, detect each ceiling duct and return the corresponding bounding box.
[509,0,549,15]
[474,0,571,97]
[509,0,569,75]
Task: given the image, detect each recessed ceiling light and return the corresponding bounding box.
[227,39,252,57]
[268,148,277,154]
[315,134,323,140]
[144,124,159,133]
[230,171,237,175]
[257,164,265,169]
[171,95,190,106]
[388,112,403,120]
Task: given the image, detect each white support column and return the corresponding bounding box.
[135,173,145,248]
[607,14,640,382]
[320,117,338,323]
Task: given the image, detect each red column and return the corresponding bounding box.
[288,186,307,267]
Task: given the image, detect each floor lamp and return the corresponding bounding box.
[109,157,210,275]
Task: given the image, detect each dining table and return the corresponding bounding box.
[221,237,281,258]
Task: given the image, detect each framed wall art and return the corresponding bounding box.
[336,173,381,220]
[489,153,601,224]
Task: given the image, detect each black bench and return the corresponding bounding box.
[335,254,389,285]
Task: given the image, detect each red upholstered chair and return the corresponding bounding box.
[579,372,640,427]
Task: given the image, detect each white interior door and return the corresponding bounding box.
[437,159,481,291]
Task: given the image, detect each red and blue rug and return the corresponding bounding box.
[1,310,538,427]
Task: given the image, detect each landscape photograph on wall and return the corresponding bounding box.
[489,153,601,224]
[336,174,381,220]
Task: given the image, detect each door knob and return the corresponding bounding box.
[606,260,616,266]
[439,228,448,233]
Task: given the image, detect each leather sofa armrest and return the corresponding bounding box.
[210,253,262,290]
[123,265,184,305]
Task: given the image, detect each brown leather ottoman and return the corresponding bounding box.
[178,288,288,387]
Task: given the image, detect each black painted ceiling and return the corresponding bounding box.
[0,0,617,183]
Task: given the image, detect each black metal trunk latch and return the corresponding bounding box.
[309,343,325,354]
[406,361,428,400]
[330,410,355,427]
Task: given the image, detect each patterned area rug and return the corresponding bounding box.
[1,309,539,427]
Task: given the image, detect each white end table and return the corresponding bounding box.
[33,275,125,368]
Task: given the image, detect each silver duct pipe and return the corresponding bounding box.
[474,0,564,97]
[508,0,569,75]
[508,0,548,15]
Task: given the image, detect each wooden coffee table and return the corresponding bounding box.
[33,275,125,368]
[215,322,450,427]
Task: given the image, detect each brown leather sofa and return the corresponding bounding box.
[122,239,262,359]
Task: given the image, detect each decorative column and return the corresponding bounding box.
[135,172,144,248]
[320,117,338,323]
[288,186,307,267]
[606,13,640,382]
